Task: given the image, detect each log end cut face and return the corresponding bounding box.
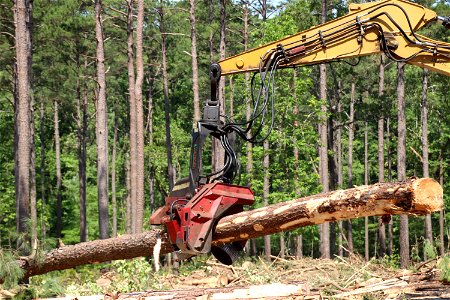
[411,177,443,214]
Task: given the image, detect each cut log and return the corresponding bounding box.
[14,178,442,279]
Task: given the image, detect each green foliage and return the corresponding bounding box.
[424,240,437,260]
[0,249,24,289]
[438,255,450,283]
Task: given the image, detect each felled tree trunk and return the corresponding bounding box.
[16,178,442,279]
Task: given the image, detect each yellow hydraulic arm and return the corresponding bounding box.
[218,0,450,76]
[189,0,449,186]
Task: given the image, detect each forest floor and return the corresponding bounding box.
[1,254,450,299]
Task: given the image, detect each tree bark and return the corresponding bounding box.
[189,0,200,125]
[377,55,386,258]
[39,98,46,240]
[15,178,443,279]
[364,120,369,262]
[439,152,445,256]
[397,62,409,268]
[263,139,271,261]
[127,0,137,234]
[112,114,118,238]
[212,0,226,174]
[54,100,62,239]
[76,53,88,242]
[347,81,355,255]
[14,0,31,239]
[319,0,329,260]
[386,116,393,256]
[421,68,432,257]
[95,0,109,239]
[135,0,145,234]
[160,2,175,191]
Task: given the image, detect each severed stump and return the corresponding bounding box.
[15,178,443,279]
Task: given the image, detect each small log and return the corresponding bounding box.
[15,178,442,279]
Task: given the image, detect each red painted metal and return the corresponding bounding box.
[150,182,254,255]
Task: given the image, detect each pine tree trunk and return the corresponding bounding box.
[387,116,393,255]
[160,2,175,190]
[127,0,138,234]
[135,0,145,234]
[279,233,285,259]
[319,0,330,260]
[26,0,35,243]
[189,0,200,124]
[295,234,303,258]
[397,62,409,268]
[421,68,432,258]
[213,0,226,173]
[347,81,355,255]
[364,121,369,262]
[39,98,46,240]
[377,55,386,257]
[439,153,445,256]
[336,84,343,257]
[77,57,88,242]
[54,100,62,239]
[263,139,271,261]
[30,95,37,242]
[112,114,118,238]
[125,158,132,233]
[243,2,255,254]
[95,0,109,239]
[14,0,31,240]
[79,67,88,242]
[15,178,443,279]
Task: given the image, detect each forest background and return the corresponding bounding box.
[1,0,450,280]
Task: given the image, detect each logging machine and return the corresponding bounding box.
[151,0,450,265]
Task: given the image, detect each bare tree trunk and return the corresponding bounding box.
[279,233,285,259]
[79,68,88,242]
[39,98,46,240]
[263,139,271,261]
[347,81,355,255]
[208,0,213,63]
[189,0,200,124]
[26,0,34,243]
[160,3,175,191]
[292,69,304,258]
[336,84,343,258]
[421,68,432,259]
[387,116,393,256]
[14,0,31,241]
[397,62,409,268]
[295,234,303,258]
[95,0,109,239]
[319,0,330,260]
[77,58,88,242]
[135,0,145,234]
[377,56,386,258]
[364,120,369,262]
[54,100,62,239]
[146,72,155,214]
[127,0,137,234]
[30,96,37,242]
[125,157,132,233]
[439,152,445,256]
[243,2,255,254]
[112,114,118,237]
[213,0,226,173]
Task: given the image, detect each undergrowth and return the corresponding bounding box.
[1,253,448,299]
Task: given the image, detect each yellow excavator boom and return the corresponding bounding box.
[218,0,450,76]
